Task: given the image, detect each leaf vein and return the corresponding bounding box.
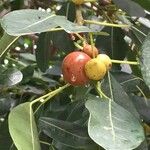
[40,119,89,140]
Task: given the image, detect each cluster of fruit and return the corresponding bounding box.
[62,43,112,86]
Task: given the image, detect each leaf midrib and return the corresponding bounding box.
[30,104,35,150]
[16,14,56,32]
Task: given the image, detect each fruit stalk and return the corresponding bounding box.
[95,81,110,99]
[89,33,96,58]
[74,42,83,49]
[75,33,85,42]
[84,20,130,28]
[31,83,70,105]
[111,59,139,65]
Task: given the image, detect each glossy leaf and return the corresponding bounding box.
[19,85,45,95]
[39,117,95,149]
[58,100,87,124]
[55,16,92,33]
[130,95,150,124]
[127,49,142,77]
[101,73,140,118]
[86,99,145,150]
[34,70,58,85]
[139,33,150,89]
[1,9,92,36]
[8,102,41,150]
[53,140,98,150]
[53,140,82,150]
[111,71,141,93]
[1,9,57,36]
[112,0,145,17]
[0,67,23,88]
[132,26,145,44]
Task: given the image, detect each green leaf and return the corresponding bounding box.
[39,117,96,149]
[112,0,145,17]
[19,85,44,95]
[0,32,17,58]
[111,71,141,93]
[1,9,57,36]
[53,140,82,150]
[53,140,98,150]
[55,16,92,33]
[85,99,145,150]
[0,67,23,88]
[127,49,142,77]
[130,95,150,124]
[132,0,150,11]
[32,71,58,87]
[58,100,88,125]
[8,102,41,150]
[96,28,129,70]
[1,9,92,36]
[101,73,140,118]
[139,33,150,89]
[72,86,90,101]
[36,32,51,72]
[130,25,148,55]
